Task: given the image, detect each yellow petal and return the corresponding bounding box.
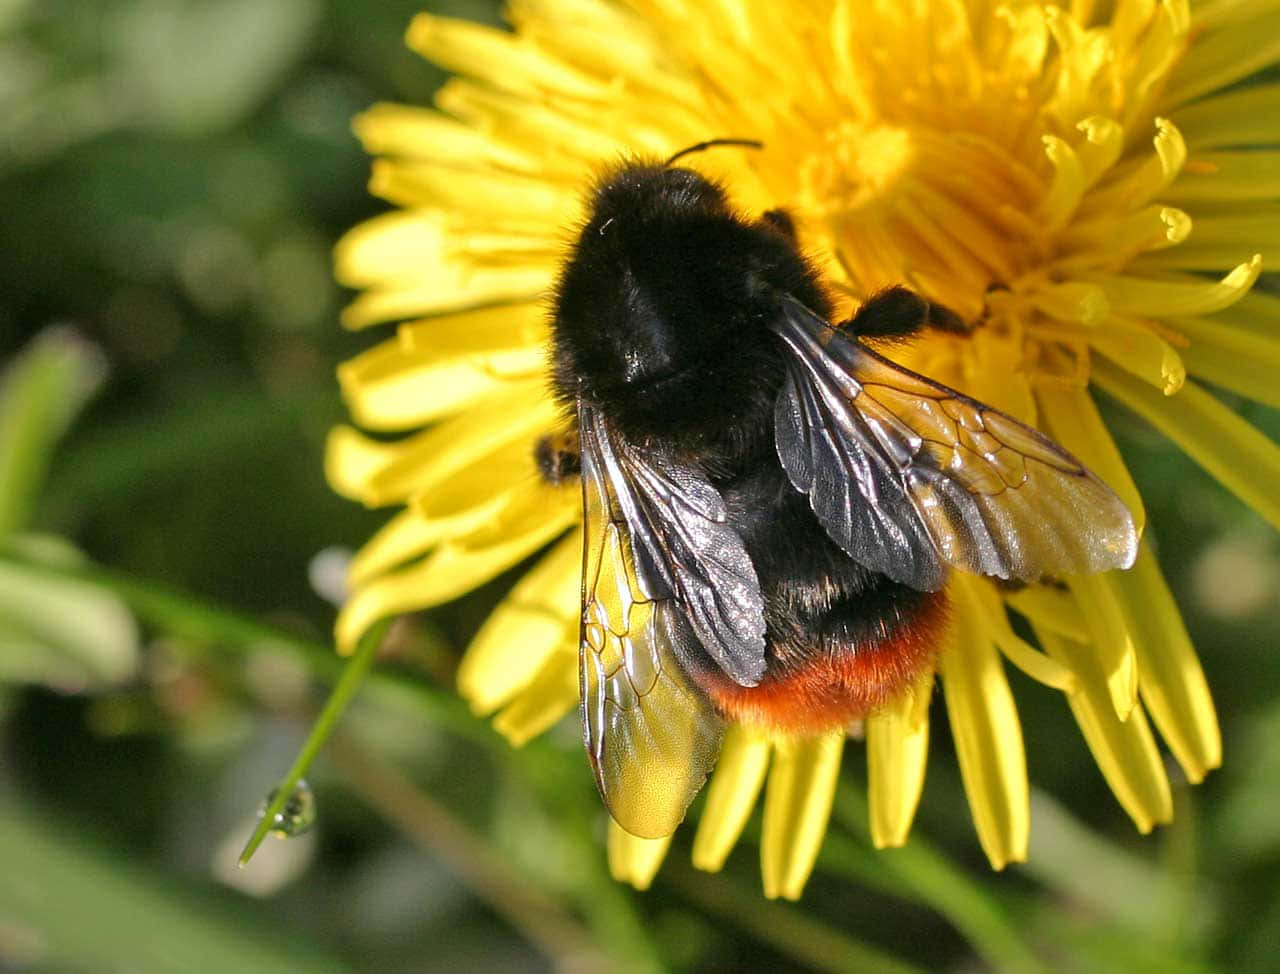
[1164,150,1280,202]
[341,260,556,330]
[368,159,576,224]
[1187,288,1280,340]
[492,645,579,746]
[1035,135,1085,232]
[1028,280,1110,329]
[351,102,538,170]
[1059,205,1191,264]
[691,723,772,872]
[1107,544,1221,782]
[1134,213,1278,271]
[335,485,577,653]
[343,442,542,587]
[407,439,537,524]
[1003,585,1089,644]
[1190,0,1276,31]
[903,181,1020,281]
[1074,116,1125,188]
[1171,82,1280,149]
[958,576,1076,692]
[1043,8,1121,129]
[760,732,843,900]
[939,607,1028,870]
[508,0,705,111]
[360,382,555,508]
[450,478,577,548]
[1160,9,1280,108]
[347,508,446,589]
[960,328,1038,421]
[342,347,492,432]
[334,210,446,289]
[607,820,672,892]
[336,328,545,432]
[441,75,709,172]
[866,671,933,849]
[407,13,608,101]
[1066,574,1139,721]
[434,83,633,171]
[396,302,548,354]
[1035,381,1146,536]
[1173,318,1280,409]
[1092,360,1280,531]
[324,425,401,503]
[1090,255,1261,317]
[458,531,582,714]
[1087,315,1186,396]
[1036,627,1174,833]
[1077,119,1187,218]
[1114,3,1187,125]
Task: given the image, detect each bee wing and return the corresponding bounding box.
[577,399,767,686]
[772,297,1138,591]
[577,399,757,838]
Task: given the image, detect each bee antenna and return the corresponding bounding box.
[664,138,764,167]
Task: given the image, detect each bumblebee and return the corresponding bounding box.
[540,148,1137,839]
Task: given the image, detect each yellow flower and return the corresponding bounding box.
[328,0,1280,899]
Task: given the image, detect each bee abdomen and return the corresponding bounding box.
[695,590,947,734]
[705,464,949,733]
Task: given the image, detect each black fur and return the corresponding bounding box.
[841,284,969,338]
[550,160,937,684]
[552,164,831,471]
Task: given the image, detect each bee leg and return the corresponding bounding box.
[534,433,580,485]
[841,285,969,339]
[758,208,797,241]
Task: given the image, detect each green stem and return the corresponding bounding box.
[832,782,1046,974]
[238,619,389,866]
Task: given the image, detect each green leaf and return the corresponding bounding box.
[0,0,31,32]
[0,327,106,540]
[1019,789,1215,940]
[1214,698,1280,861]
[0,795,348,974]
[110,0,320,133]
[832,782,1047,974]
[0,537,139,687]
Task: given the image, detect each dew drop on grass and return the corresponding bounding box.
[257,779,317,837]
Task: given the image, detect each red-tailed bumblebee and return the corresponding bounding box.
[540,145,1138,839]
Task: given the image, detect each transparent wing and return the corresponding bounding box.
[577,400,728,839]
[773,297,1138,591]
[578,400,766,686]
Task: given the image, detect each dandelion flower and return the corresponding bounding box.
[328,0,1280,899]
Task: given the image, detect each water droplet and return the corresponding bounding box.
[257,779,316,837]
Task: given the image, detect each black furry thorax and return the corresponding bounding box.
[550,161,831,473]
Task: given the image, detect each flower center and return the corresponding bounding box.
[799,121,914,215]
[795,117,1042,327]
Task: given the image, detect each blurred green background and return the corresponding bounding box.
[2,1,1279,971]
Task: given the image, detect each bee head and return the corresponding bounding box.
[551,159,828,450]
[551,165,737,429]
